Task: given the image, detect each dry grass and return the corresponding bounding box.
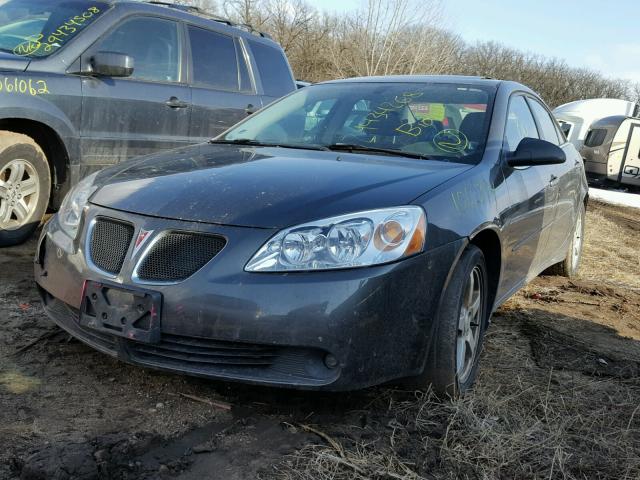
[273,202,640,480]
[581,201,640,289]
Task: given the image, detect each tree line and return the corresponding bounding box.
[179,0,636,108]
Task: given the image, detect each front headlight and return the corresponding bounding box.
[58,172,99,238]
[245,206,426,272]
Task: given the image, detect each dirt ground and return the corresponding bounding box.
[1,201,639,480]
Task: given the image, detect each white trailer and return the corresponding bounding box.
[552,98,638,150]
[581,115,640,188]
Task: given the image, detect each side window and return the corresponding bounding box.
[527,98,560,145]
[188,26,245,92]
[93,17,180,82]
[559,121,572,140]
[248,40,295,98]
[505,96,539,152]
[584,128,607,148]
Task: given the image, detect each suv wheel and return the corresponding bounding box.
[0,132,50,247]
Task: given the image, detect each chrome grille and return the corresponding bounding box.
[136,232,226,282]
[89,217,134,275]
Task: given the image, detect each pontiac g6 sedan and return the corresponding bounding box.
[35,76,588,396]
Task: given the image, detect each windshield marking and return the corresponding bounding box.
[13,6,102,57]
[433,129,469,153]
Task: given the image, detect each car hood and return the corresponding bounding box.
[0,52,30,71]
[91,144,471,229]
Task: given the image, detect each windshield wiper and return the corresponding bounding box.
[210,138,329,151]
[324,143,431,160]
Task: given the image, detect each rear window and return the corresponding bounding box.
[584,128,607,147]
[248,40,295,98]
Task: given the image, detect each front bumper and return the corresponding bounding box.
[35,206,463,390]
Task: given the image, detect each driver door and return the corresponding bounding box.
[79,16,192,168]
[500,95,557,293]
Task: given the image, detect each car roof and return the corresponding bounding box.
[321,75,504,87]
[107,0,279,46]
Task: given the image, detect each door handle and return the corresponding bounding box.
[165,97,189,109]
[245,103,258,115]
[549,174,558,184]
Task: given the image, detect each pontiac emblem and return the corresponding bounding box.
[133,229,153,256]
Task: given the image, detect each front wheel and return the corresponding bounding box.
[412,245,489,398]
[0,132,50,247]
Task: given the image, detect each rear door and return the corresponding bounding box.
[80,16,191,167]
[187,26,262,141]
[527,97,579,260]
[500,95,556,292]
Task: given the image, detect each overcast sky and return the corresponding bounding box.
[320,0,640,82]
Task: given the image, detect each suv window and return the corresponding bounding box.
[584,128,607,148]
[189,26,247,91]
[527,98,560,145]
[505,96,539,151]
[94,17,181,83]
[248,40,295,98]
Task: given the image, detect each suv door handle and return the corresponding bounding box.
[245,104,258,115]
[166,97,189,109]
[549,174,558,184]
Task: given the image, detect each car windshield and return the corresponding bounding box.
[221,82,495,163]
[0,0,109,58]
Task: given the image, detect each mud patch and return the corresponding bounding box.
[15,417,313,480]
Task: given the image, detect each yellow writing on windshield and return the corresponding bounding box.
[354,91,424,133]
[13,6,102,57]
[433,129,469,153]
[0,77,50,96]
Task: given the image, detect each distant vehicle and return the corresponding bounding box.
[553,99,638,150]
[581,115,640,188]
[0,0,296,246]
[36,76,588,396]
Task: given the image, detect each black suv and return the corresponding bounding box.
[0,0,296,246]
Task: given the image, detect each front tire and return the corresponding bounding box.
[545,202,586,278]
[413,245,489,398]
[0,132,50,247]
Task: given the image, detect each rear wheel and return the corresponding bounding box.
[545,203,586,278]
[0,132,50,247]
[411,245,489,398]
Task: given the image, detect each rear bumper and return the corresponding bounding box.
[35,207,464,390]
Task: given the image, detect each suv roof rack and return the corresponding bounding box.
[144,1,273,39]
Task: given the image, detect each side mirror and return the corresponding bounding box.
[507,137,566,167]
[88,51,134,77]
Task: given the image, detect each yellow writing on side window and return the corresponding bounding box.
[0,77,50,96]
[12,6,101,57]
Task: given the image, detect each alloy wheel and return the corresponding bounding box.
[456,266,483,384]
[0,159,40,230]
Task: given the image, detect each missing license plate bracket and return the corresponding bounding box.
[79,281,162,344]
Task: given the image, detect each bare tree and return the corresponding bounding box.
[326,0,451,78]
[175,0,639,107]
